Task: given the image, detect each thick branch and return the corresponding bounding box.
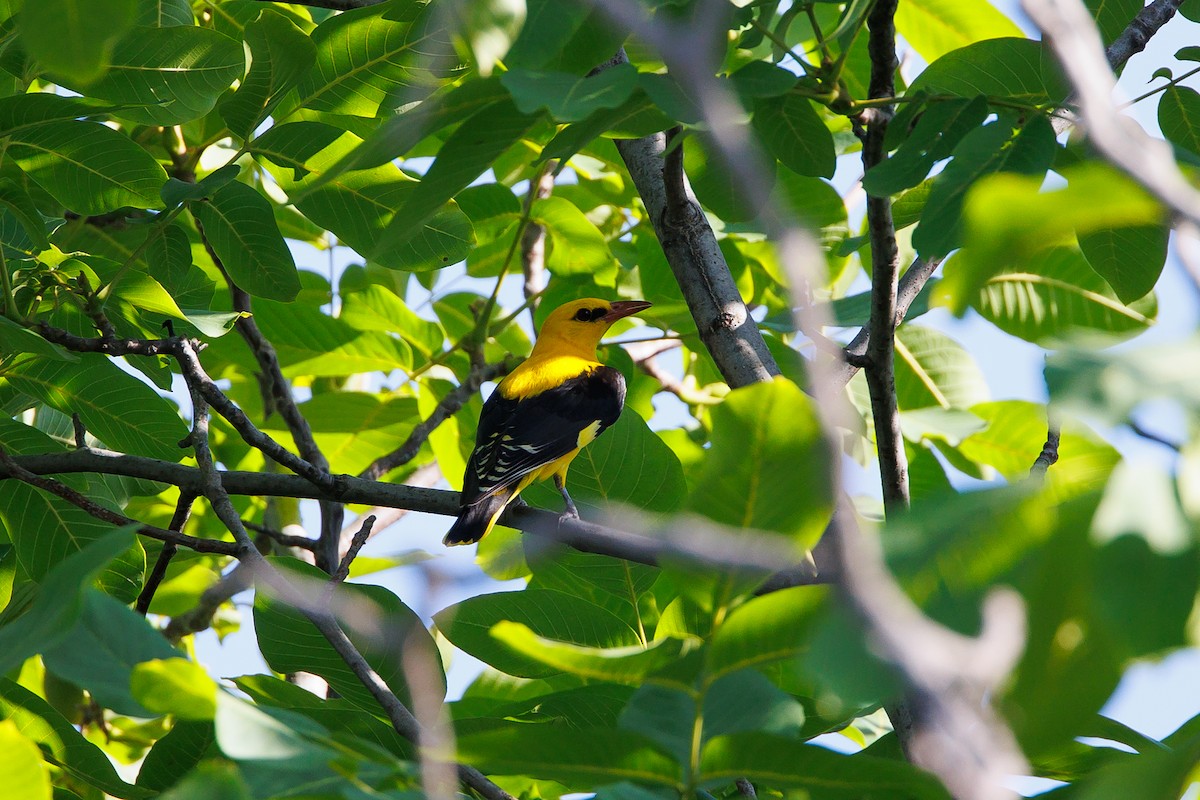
[0,450,239,555]
[1105,0,1185,69]
[861,0,909,517]
[606,56,780,389]
[0,447,816,578]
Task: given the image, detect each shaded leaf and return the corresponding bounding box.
[686,379,833,547]
[193,181,300,302]
[219,10,316,138]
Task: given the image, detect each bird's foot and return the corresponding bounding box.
[560,502,581,520]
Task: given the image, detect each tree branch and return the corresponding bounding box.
[197,217,344,575]
[1105,0,1185,69]
[861,0,910,517]
[177,339,514,800]
[1026,0,1200,227]
[605,50,781,389]
[33,324,340,494]
[359,354,510,481]
[0,450,239,555]
[136,491,198,614]
[521,162,554,327]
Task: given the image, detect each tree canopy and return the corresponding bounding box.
[1,0,1200,798]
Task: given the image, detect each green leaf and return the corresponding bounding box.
[0,720,51,800]
[294,2,460,117]
[8,121,168,214]
[943,163,1164,309]
[958,400,1119,495]
[455,725,681,790]
[699,733,950,797]
[5,353,188,460]
[1077,223,1169,303]
[892,324,991,410]
[455,0,525,76]
[130,658,218,720]
[864,97,989,196]
[253,121,474,271]
[219,10,316,139]
[42,590,182,717]
[1085,0,1143,44]
[1046,336,1200,427]
[136,0,194,28]
[909,37,1065,104]
[193,181,300,301]
[434,588,642,678]
[911,112,1057,259]
[136,720,215,791]
[522,407,685,517]
[685,379,833,547]
[972,247,1156,343]
[502,64,638,123]
[56,25,244,125]
[753,94,836,178]
[373,100,539,257]
[254,557,443,711]
[233,299,413,377]
[301,77,510,187]
[18,0,135,84]
[0,177,50,251]
[505,0,623,74]
[156,762,250,800]
[1065,734,1200,800]
[526,546,659,637]
[339,283,446,358]
[894,0,1024,62]
[489,621,693,684]
[707,587,828,680]
[0,678,149,799]
[1157,85,1200,157]
[0,482,143,589]
[686,131,774,222]
[0,528,136,675]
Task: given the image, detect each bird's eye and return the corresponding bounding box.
[572,307,609,322]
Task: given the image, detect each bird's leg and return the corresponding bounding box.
[510,495,529,508]
[555,474,580,519]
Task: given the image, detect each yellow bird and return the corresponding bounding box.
[444,297,653,545]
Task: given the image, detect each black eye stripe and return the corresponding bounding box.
[573,307,608,322]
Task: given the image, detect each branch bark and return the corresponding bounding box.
[860,0,910,517]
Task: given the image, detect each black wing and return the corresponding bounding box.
[460,366,626,503]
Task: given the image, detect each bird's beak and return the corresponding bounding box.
[604,300,652,322]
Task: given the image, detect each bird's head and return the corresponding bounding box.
[535,298,653,355]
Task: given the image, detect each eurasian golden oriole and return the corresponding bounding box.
[443,297,653,545]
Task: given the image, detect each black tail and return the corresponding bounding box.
[443,492,511,546]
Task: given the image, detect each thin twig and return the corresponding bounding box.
[163,563,253,642]
[71,414,87,449]
[331,515,376,585]
[1029,420,1062,477]
[359,355,510,481]
[241,519,318,551]
[136,491,197,615]
[521,162,555,328]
